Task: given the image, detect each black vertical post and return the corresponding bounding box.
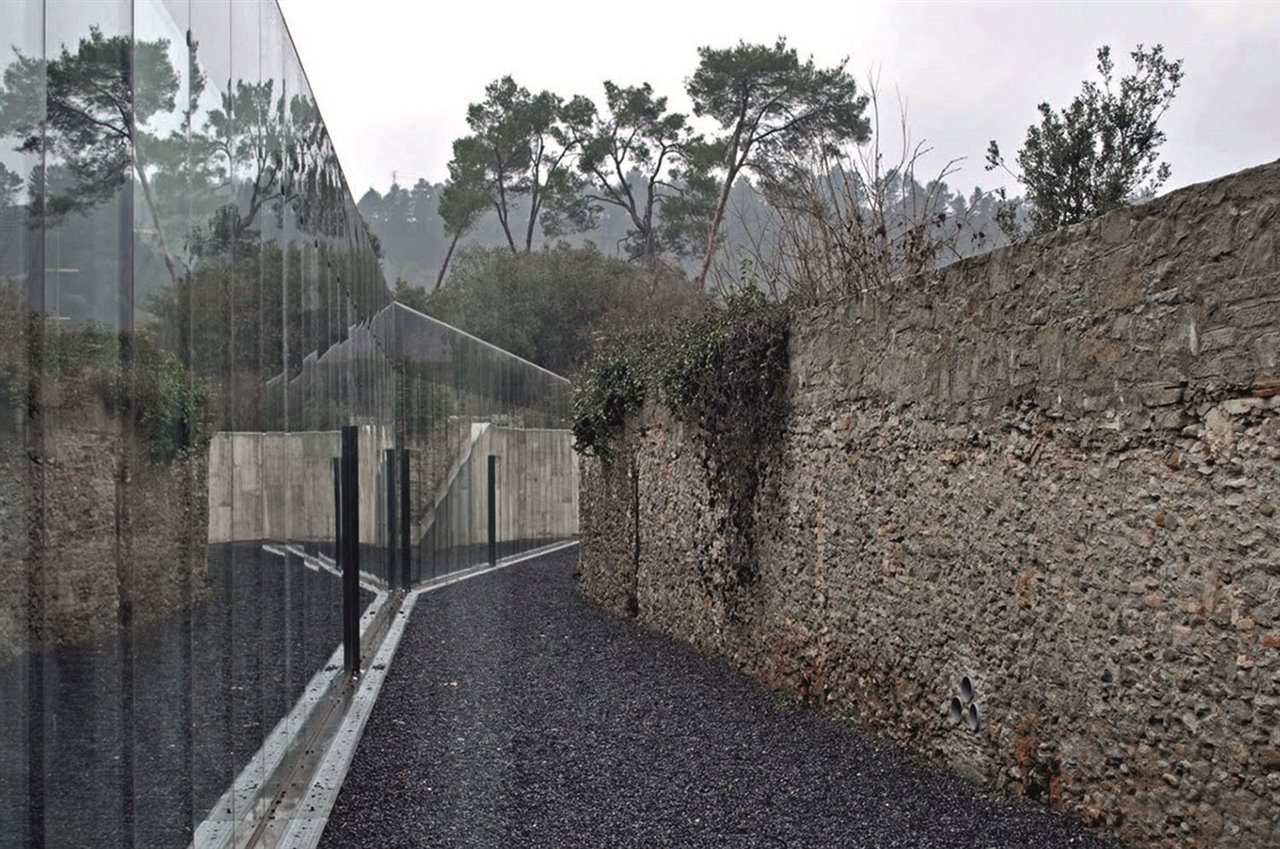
[487,454,497,567]
[384,448,397,590]
[341,427,360,676]
[400,448,412,588]
[332,456,341,566]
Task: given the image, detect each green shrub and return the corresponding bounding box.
[571,340,648,457]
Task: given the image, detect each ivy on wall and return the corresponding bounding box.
[573,286,790,592]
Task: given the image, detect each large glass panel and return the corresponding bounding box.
[226,1,268,836]
[129,3,199,843]
[391,303,575,583]
[0,3,41,845]
[41,2,132,844]
[0,2,577,844]
[187,0,238,837]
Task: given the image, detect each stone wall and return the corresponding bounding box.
[579,161,1280,848]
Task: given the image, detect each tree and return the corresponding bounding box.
[734,77,1012,303]
[577,82,698,261]
[434,175,488,290]
[447,76,595,254]
[684,38,871,287]
[986,44,1184,238]
[0,26,182,282]
[423,244,705,375]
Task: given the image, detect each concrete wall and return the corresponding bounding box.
[209,423,578,551]
[420,425,579,546]
[208,426,392,546]
[579,161,1280,848]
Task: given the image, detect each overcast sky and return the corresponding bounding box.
[276,0,1280,200]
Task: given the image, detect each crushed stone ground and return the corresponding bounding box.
[320,547,1116,848]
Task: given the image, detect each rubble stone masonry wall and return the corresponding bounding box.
[579,161,1280,848]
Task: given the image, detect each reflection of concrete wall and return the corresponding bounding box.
[207,426,392,545]
[208,424,577,564]
[421,426,579,546]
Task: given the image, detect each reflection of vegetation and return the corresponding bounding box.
[125,331,209,461]
[0,284,208,461]
[0,26,176,223]
[1,22,572,456]
[0,22,379,349]
[396,362,456,438]
[42,325,208,462]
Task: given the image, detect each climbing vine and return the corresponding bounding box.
[573,286,790,593]
[571,335,650,458]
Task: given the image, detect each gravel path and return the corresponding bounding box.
[321,548,1116,849]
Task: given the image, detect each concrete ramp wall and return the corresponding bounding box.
[209,424,578,551]
[208,426,392,545]
[419,426,579,548]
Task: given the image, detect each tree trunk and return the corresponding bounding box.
[524,187,540,252]
[132,152,184,290]
[495,206,517,253]
[434,231,461,293]
[695,168,737,289]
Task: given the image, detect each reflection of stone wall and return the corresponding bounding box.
[580,162,1280,849]
[0,401,209,664]
[0,435,29,664]
[408,421,470,532]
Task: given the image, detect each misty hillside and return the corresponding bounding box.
[359,175,1014,294]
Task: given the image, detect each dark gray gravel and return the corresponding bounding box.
[321,548,1117,849]
[410,537,562,583]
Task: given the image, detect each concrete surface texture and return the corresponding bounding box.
[210,422,577,548]
[579,161,1280,848]
[419,424,579,546]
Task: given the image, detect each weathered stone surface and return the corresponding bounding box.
[0,398,209,664]
[580,161,1280,849]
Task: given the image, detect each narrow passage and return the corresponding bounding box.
[320,548,1113,848]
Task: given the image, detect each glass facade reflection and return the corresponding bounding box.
[0,2,576,845]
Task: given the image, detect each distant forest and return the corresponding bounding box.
[359,173,1013,293]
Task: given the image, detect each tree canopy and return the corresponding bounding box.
[577,81,699,262]
[445,76,595,260]
[684,38,872,286]
[986,44,1184,237]
[420,243,706,375]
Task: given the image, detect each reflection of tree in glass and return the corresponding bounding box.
[187,80,331,256]
[0,23,377,428]
[0,162,19,206]
[0,27,342,269]
[0,27,176,245]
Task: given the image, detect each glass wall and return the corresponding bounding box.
[0,2,576,845]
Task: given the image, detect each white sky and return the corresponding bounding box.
[276,0,1280,199]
